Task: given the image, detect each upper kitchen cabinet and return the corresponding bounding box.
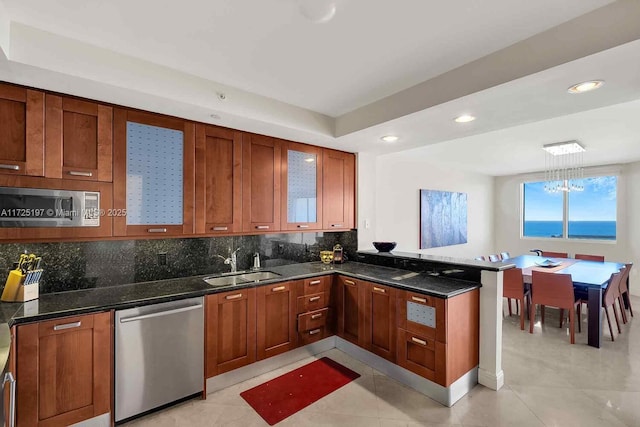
[44,95,113,182]
[322,149,355,230]
[281,141,322,231]
[195,124,242,234]
[242,134,281,233]
[113,109,195,237]
[0,83,45,177]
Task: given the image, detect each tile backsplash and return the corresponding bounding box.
[0,231,357,294]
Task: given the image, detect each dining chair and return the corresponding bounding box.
[575,254,605,262]
[618,263,633,321]
[541,251,568,258]
[500,252,510,260]
[488,254,501,262]
[577,270,624,341]
[530,271,580,344]
[503,268,531,330]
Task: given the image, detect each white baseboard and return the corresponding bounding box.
[478,368,504,391]
[70,412,110,427]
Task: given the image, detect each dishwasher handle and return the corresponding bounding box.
[119,304,203,323]
[4,372,16,427]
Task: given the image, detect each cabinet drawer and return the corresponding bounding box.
[398,291,445,342]
[396,328,436,382]
[298,326,327,345]
[296,292,328,314]
[302,276,330,295]
[298,308,329,332]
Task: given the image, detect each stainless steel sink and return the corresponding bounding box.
[202,271,281,287]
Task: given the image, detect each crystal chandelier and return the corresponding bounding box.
[542,140,586,193]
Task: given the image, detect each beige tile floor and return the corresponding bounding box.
[124,296,640,427]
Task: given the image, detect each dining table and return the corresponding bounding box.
[502,255,625,348]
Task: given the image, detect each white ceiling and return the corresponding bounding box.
[2,0,640,176]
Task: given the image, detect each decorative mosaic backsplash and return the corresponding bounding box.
[0,231,357,294]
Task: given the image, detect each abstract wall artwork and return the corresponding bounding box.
[420,189,468,249]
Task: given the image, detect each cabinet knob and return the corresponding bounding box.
[309,328,321,335]
[271,286,286,292]
[297,225,309,228]
[373,286,386,293]
[256,225,269,230]
[309,296,321,302]
[225,294,243,300]
[344,279,356,286]
[411,296,427,304]
[331,224,343,228]
[53,321,82,331]
[311,313,323,320]
[411,337,427,346]
[0,164,20,171]
[309,280,321,285]
[147,228,168,233]
[68,170,93,177]
[212,226,228,231]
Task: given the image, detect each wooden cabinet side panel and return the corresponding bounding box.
[444,289,479,386]
[16,322,39,426]
[92,311,112,417]
[25,89,46,177]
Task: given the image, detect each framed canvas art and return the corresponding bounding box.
[420,189,467,249]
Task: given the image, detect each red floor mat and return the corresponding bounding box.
[240,357,361,425]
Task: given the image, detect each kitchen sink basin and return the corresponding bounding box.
[203,271,281,287]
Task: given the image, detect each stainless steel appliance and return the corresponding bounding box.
[0,324,15,427]
[0,187,100,227]
[115,297,204,423]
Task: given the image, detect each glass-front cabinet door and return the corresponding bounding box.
[281,141,322,230]
[113,109,195,236]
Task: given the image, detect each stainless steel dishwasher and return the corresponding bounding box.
[115,297,204,423]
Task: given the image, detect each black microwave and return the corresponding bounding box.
[0,187,100,227]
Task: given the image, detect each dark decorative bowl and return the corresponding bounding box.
[373,242,396,252]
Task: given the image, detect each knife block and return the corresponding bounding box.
[1,269,41,302]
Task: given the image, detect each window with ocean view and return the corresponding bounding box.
[522,176,617,240]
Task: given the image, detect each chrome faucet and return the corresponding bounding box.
[217,247,242,273]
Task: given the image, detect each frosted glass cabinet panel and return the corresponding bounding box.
[281,141,322,230]
[126,122,183,225]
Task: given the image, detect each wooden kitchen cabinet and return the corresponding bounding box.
[335,275,365,346]
[281,140,322,231]
[0,83,45,177]
[195,124,242,234]
[242,134,282,233]
[206,289,257,377]
[295,275,332,344]
[256,281,297,360]
[113,109,195,237]
[44,95,113,182]
[362,282,397,362]
[322,149,355,230]
[15,311,112,427]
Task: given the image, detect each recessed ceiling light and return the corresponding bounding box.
[454,114,476,123]
[567,80,604,94]
[381,135,399,143]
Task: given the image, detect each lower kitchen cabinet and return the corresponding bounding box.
[15,311,112,427]
[335,276,364,346]
[206,289,257,377]
[256,281,297,360]
[396,328,445,383]
[296,276,332,344]
[362,282,397,362]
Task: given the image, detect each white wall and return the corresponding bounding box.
[495,162,639,296]
[357,152,495,258]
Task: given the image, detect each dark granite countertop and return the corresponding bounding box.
[357,250,515,271]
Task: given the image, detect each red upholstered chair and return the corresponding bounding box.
[575,254,605,262]
[618,263,633,322]
[503,268,531,330]
[541,251,568,258]
[488,254,501,262]
[530,271,580,344]
[578,270,624,341]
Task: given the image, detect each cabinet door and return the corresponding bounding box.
[397,291,445,342]
[322,149,355,230]
[195,124,242,234]
[281,141,322,231]
[113,109,195,236]
[363,282,397,362]
[396,328,445,384]
[0,83,45,176]
[256,281,297,360]
[16,312,111,427]
[242,134,281,232]
[206,289,257,377]
[336,276,364,345]
[44,96,112,182]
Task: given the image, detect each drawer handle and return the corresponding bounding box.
[272,286,286,292]
[309,280,321,285]
[373,286,386,293]
[68,170,93,177]
[309,296,321,302]
[331,224,343,228]
[411,337,427,346]
[53,321,81,331]
[309,329,321,335]
[148,228,168,233]
[212,226,228,231]
[411,296,427,303]
[311,313,323,319]
[344,279,355,286]
[297,225,309,228]
[256,225,269,230]
[0,164,20,171]
[225,294,243,300]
